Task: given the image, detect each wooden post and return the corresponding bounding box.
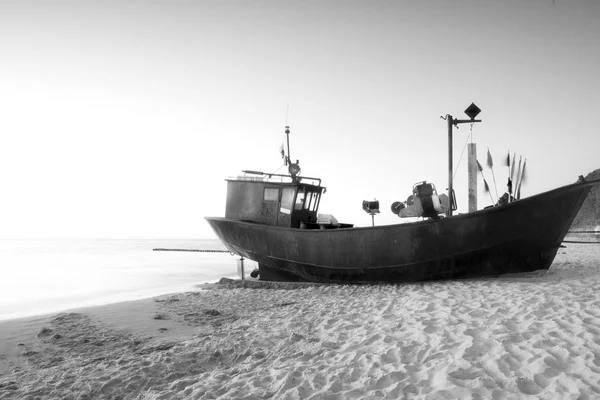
[447,116,454,217]
[237,257,245,280]
[468,143,477,212]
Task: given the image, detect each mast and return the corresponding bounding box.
[444,103,482,217]
[283,125,301,182]
[447,117,453,217]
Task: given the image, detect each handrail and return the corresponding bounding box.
[241,170,322,186]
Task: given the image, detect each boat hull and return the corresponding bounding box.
[205,180,598,283]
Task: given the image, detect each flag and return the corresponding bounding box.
[280,142,287,165]
[476,160,483,172]
[505,151,510,167]
[487,148,493,168]
[510,153,516,181]
[484,179,490,192]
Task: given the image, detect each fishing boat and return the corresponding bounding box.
[205,105,600,283]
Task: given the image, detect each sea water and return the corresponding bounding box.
[0,239,252,321]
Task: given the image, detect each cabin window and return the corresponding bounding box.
[305,192,313,210]
[280,187,295,214]
[304,192,319,211]
[316,193,322,211]
[305,191,315,211]
[264,187,279,202]
[295,188,306,210]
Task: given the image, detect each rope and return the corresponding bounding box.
[272,163,286,174]
[452,128,473,182]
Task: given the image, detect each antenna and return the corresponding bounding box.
[284,103,291,166]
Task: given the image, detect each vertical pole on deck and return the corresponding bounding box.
[468,143,478,212]
[447,116,454,217]
[444,104,482,217]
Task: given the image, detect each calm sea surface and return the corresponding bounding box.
[0,239,250,321]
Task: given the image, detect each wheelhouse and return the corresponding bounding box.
[225,175,325,228]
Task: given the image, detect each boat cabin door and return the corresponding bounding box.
[277,187,296,227]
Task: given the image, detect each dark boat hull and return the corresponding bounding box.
[205,179,598,283]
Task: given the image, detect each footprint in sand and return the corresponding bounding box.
[370,371,406,391]
[380,348,399,364]
[360,333,383,347]
[400,343,418,364]
[142,364,165,378]
[504,319,519,332]
[100,378,122,395]
[463,339,489,360]
[544,355,570,372]
[323,318,338,330]
[423,320,439,334]
[281,370,304,392]
[37,327,53,339]
[544,348,571,371]
[505,343,530,363]
[533,372,551,389]
[403,383,419,397]
[516,376,543,396]
[469,309,489,318]
[448,368,481,389]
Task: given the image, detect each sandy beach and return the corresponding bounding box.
[1,243,600,399]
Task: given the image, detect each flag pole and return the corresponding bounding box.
[506,152,513,202]
[514,156,523,199]
[516,158,527,199]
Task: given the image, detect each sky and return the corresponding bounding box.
[0,0,599,239]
